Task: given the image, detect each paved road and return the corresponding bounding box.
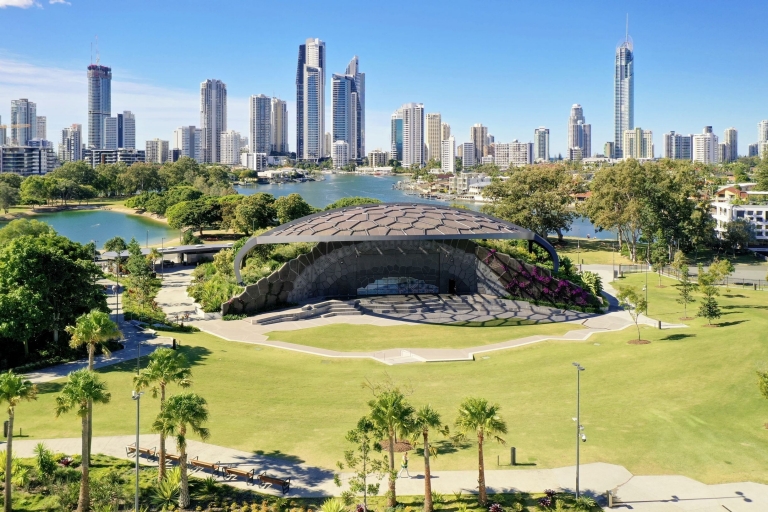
[5,435,765,510]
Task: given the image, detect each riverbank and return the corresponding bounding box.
[0,199,171,226]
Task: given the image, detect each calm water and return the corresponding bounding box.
[2,175,612,246]
[13,210,179,248]
[234,173,615,239]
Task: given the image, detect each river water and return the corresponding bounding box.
[1,174,612,246]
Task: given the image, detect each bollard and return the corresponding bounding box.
[607,491,614,508]
[511,446,516,466]
[658,320,662,329]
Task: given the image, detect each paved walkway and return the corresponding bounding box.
[154,267,197,320]
[5,436,765,510]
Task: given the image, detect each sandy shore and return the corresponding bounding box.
[0,202,170,226]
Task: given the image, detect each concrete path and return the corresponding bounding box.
[5,436,765,510]
[154,267,197,320]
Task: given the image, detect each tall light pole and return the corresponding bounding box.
[572,362,586,498]
[160,237,165,281]
[131,390,143,511]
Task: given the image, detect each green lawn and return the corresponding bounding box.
[12,277,768,486]
[264,321,584,351]
[555,237,635,266]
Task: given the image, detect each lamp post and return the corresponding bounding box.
[572,362,586,498]
[160,237,165,281]
[131,389,143,511]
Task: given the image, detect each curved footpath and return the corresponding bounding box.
[6,435,765,510]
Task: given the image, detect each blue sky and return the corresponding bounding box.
[1,0,766,157]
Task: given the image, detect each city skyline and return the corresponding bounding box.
[1,1,767,158]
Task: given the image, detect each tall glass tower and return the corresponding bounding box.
[614,36,634,159]
[296,38,326,161]
[87,64,111,149]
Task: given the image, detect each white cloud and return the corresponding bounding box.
[49,0,71,5]
[0,0,39,8]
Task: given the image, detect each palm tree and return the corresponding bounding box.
[0,371,38,512]
[134,348,192,481]
[152,393,210,510]
[454,397,507,505]
[412,405,447,512]
[65,310,121,461]
[55,369,111,512]
[368,390,414,507]
[147,248,162,277]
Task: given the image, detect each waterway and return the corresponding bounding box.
[1,174,613,246]
[12,210,179,248]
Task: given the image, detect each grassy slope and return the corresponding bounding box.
[13,276,768,485]
[556,238,634,266]
[264,321,584,351]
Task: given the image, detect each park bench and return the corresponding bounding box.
[190,456,222,475]
[125,443,157,460]
[164,452,181,465]
[224,466,255,485]
[258,472,291,494]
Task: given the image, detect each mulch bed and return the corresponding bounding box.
[380,440,413,452]
[627,339,651,345]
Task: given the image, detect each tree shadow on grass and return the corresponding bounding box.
[718,320,749,327]
[723,294,748,298]
[433,439,460,455]
[660,333,696,341]
[35,381,64,395]
[723,304,768,310]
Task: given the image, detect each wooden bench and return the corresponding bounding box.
[165,452,181,465]
[125,443,157,460]
[258,473,291,494]
[224,467,255,485]
[190,457,222,475]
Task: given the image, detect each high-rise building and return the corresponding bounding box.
[200,79,227,163]
[390,109,404,162]
[10,99,37,145]
[368,149,387,167]
[296,38,326,160]
[470,124,487,162]
[614,34,634,159]
[717,143,728,164]
[441,122,451,141]
[332,140,349,168]
[723,127,738,162]
[0,116,6,146]
[36,116,46,140]
[568,147,583,161]
[510,141,534,167]
[401,103,425,167]
[345,55,365,158]
[104,111,136,149]
[332,57,364,162]
[567,104,591,159]
[220,130,244,165]
[663,131,692,160]
[461,142,476,169]
[622,128,653,159]
[748,143,759,157]
[87,64,112,148]
[59,124,82,162]
[692,126,718,164]
[441,136,456,174]
[174,126,202,162]
[324,133,332,157]
[425,113,442,162]
[533,127,549,162]
[145,139,169,164]
[271,98,288,154]
[758,120,768,157]
[604,142,614,159]
[249,94,272,154]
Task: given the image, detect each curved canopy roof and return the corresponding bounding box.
[256,203,532,243]
[234,203,560,283]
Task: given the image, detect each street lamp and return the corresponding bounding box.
[572,362,586,498]
[131,389,143,511]
[112,284,119,326]
[160,237,165,281]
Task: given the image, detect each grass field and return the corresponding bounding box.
[11,275,768,486]
[265,321,584,351]
[555,238,634,266]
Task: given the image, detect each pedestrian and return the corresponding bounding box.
[398,451,410,478]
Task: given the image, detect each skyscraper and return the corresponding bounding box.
[461,142,476,169]
[441,136,456,174]
[145,139,169,163]
[759,120,768,156]
[723,127,738,162]
[59,124,82,162]
[533,127,550,162]
[401,103,425,167]
[296,38,326,161]
[122,111,136,149]
[622,127,653,159]
[470,124,487,162]
[345,55,365,158]
[249,94,272,154]
[692,126,718,164]
[0,116,6,146]
[173,126,202,162]
[332,140,349,168]
[614,34,634,159]
[220,130,244,165]
[10,99,37,145]
[390,108,404,162]
[104,111,136,149]
[87,64,112,148]
[567,104,591,159]
[200,79,227,163]
[271,98,288,154]
[425,113,442,162]
[332,57,364,162]
[36,116,46,140]
[441,122,451,142]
